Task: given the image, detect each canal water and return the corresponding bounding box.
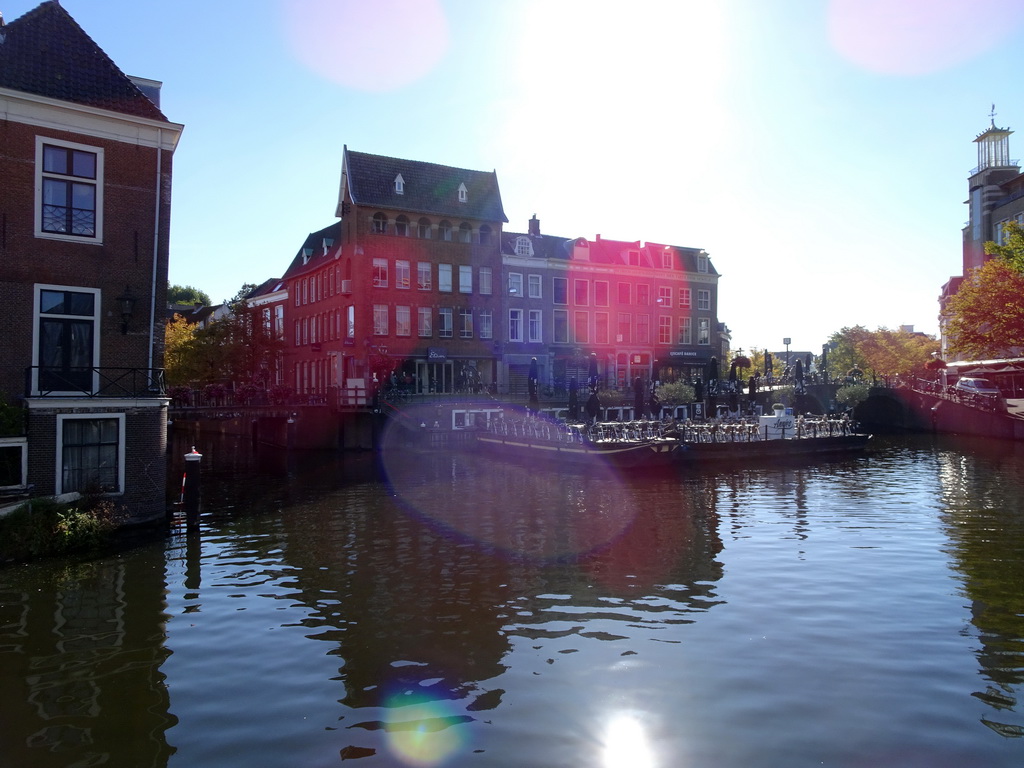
[2,426,1024,767]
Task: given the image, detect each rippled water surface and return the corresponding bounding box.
[3,432,1024,767]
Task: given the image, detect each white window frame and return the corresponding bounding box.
[55,413,125,495]
[396,305,411,337]
[372,258,388,288]
[679,288,691,309]
[508,308,524,342]
[417,262,432,290]
[479,266,492,295]
[479,309,493,339]
[697,289,711,311]
[528,274,542,299]
[658,316,672,344]
[32,284,101,396]
[439,307,453,338]
[515,236,533,256]
[373,304,388,336]
[528,309,542,343]
[439,264,453,292]
[460,308,473,338]
[395,173,405,194]
[396,260,411,289]
[553,277,568,305]
[459,265,473,294]
[698,317,710,345]
[679,317,692,345]
[35,136,104,243]
[553,309,569,343]
[508,272,524,297]
[418,307,432,337]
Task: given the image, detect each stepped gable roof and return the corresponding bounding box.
[281,221,343,279]
[344,148,508,223]
[0,1,166,121]
[501,230,572,260]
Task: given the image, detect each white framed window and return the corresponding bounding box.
[459,265,473,293]
[508,272,524,297]
[0,437,28,492]
[697,252,709,273]
[396,306,411,336]
[617,312,630,343]
[679,317,692,345]
[528,309,542,342]
[460,308,473,338]
[418,218,432,238]
[594,281,609,306]
[395,215,410,236]
[33,285,100,394]
[372,212,387,234]
[479,266,492,295]
[661,250,673,269]
[347,305,355,339]
[658,286,672,307]
[274,306,284,339]
[439,264,453,292]
[373,304,388,335]
[396,260,411,289]
[395,173,405,194]
[459,222,472,243]
[418,307,432,337]
[697,289,711,311]
[56,414,125,495]
[553,310,569,343]
[458,182,468,202]
[628,250,640,266]
[698,317,710,345]
[440,220,452,241]
[617,282,631,305]
[637,284,650,305]
[372,258,388,288]
[574,311,589,343]
[508,309,523,342]
[637,313,650,344]
[515,236,533,256]
[479,224,492,245]
[553,277,568,305]
[36,137,103,242]
[418,262,432,290]
[574,279,589,306]
[658,316,672,344]
[479,309,492,339]
[595,312,609,344]
[528,274,542,299]
[439,307,453,338]
[679,288,691,308]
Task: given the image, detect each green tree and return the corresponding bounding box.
[164,313,200,385]
[167,284,211,306]
[985,220,1024,273]
[946,258,1024,360]
[826,326,871,379]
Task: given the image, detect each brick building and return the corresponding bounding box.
[0,2,183,522]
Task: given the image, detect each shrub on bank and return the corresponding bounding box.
[0,497,123,563]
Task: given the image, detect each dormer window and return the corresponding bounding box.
[458,182,467,203]
[697,252,709,273]
[395,174,405,194]
[515,236,533,257]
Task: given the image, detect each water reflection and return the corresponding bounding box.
[0,556,176,768]
[933,435,1024,737]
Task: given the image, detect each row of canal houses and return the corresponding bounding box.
[247,147,728,404]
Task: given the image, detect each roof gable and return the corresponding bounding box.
[343,149,508,223]
[0,1,167,121]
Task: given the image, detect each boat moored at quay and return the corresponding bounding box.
[472,413,871,469]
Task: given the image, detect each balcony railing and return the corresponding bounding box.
[25,367,166,398]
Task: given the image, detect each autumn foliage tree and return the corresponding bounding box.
[945,258,1024,360]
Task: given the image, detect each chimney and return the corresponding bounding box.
[528,214,540,236]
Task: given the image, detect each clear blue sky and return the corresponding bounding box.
[8,0,1024,354]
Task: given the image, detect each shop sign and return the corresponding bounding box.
[428,347,447,361]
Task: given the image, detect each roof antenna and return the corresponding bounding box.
[990,103,997,127]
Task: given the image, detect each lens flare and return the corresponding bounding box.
[603,713,656,768]
[380,693,469,766]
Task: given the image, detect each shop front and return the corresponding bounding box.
[657,349,712,384]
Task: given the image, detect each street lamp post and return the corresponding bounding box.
[783,338,791,369]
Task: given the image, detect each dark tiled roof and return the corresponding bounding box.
[0,1,167,121]
[344,149,508,223]
[281,221,343,280]
[501,230,572,260]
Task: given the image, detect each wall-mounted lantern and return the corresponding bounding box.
[117,285,137,335]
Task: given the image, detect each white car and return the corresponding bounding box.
[953,377,1002,397]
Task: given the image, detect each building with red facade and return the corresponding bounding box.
[0,2,182,521]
